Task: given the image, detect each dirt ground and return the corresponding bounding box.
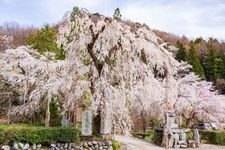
[115,135,225,150]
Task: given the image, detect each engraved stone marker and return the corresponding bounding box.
[100,102,112,135]
[100,114,112,134]
[61,115,68,127]
[82,110,92,136]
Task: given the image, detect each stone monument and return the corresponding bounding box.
[168,112,178,129]
[193,129,200,147]
[61,115,68,127]
[81,109,92,136]
[100,102,112,135]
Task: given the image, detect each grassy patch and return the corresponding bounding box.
[200,130,225,145]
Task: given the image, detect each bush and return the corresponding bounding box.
[112,140,120,150]
[200,130,225,145]
[153,129,163,146]
[186,130,193,140]
[133,130,154,140]
[145,130,154,141]
[0,124,80,145]
[149,118,163,129]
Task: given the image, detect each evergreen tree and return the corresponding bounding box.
[176,41,187,62]
[207,48,218,81]
[217,54,225,79]
[70,6,79,22]
[194,37,203,44]
[49,97,61,126]
[27,25,65,60]
[113,8,122,20]
[188,45,204,77]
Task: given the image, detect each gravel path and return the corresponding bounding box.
[115,135,225,150]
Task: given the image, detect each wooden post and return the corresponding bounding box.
[45,93,51,127]
[7,93,11,125]
[68,110,71,125]
[74,108,76,127]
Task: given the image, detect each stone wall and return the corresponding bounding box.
[1,141,113,150]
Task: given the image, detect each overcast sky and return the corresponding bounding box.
[1,0,225,40]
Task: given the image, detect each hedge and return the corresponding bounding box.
[0,124,80,145]
[200,130,225,145]
[153,129,163,146]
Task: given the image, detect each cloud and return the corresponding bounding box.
[121,0,225,39]
[39,0,112,24]
[0,0,225,39]
[0,0,13,5]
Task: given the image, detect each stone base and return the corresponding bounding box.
[180,145,188,148]
[100,134,113,141]
[80,135,94,141]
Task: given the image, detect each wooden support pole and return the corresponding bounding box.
[7,93,11,125]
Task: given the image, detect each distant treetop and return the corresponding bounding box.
[113,8,122,20]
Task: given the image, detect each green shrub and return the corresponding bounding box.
[112,140,120,150]
[145,130,154,141]
[0,124,80,145]
[153,129,163,146]
[200,130,225,145]
[186,130,193,140]
[149,118,163,129]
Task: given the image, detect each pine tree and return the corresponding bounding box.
[208,48,218,81]
[217,54,225,79]
[176,41,187,62]
[27,25,65,60]
[70,6,79,22]
[188,45,204,77]
[113,8,122,20]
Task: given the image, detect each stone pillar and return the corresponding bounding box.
[181,132,186,141]
[174,133,179,148]
[81,109,92,136]
[168,132,174,148]
[193,129,200,147]
[100,102,112,135]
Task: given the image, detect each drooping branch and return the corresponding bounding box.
[105,37,122,63]
[17,62,26,75]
